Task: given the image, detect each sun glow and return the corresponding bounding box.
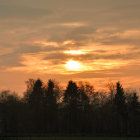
[63,40,75,45]
[34,41,58,47]
[64,50,85,55]
[66,60,82,71]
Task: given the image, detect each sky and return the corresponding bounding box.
[0,0,140,95]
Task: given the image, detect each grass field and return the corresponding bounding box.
[1,137,140,140]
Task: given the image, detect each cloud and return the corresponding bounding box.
[0,47,14,55]
[0,53,22,67]
[0,3,51,19]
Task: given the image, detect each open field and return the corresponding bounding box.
[1,137,140,140]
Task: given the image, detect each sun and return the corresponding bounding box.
[66,60,81,71]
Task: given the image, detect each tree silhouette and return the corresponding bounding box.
[64,80,79,106]
[114,82,127,136]
[127,92,140,135]
[0,91,20,136]
[115,82,126,116]
[43,80,58,133]
[63,81,80,134]
[78,82,90,107]
[28,79,43,108]
[0,79,140,137]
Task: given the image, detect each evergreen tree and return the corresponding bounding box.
[43,80,58,133]
[63,81,80,134]
[114,82,127,136]
[28,79,43,108]
[115,82,126,116]
[64,80,79,107]
[127,92,140,135]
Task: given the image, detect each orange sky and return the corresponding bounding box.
[0,0,140,95]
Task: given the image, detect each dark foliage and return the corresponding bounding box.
[0,80,140,137]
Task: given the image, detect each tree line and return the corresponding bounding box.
[0,79,140,137]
